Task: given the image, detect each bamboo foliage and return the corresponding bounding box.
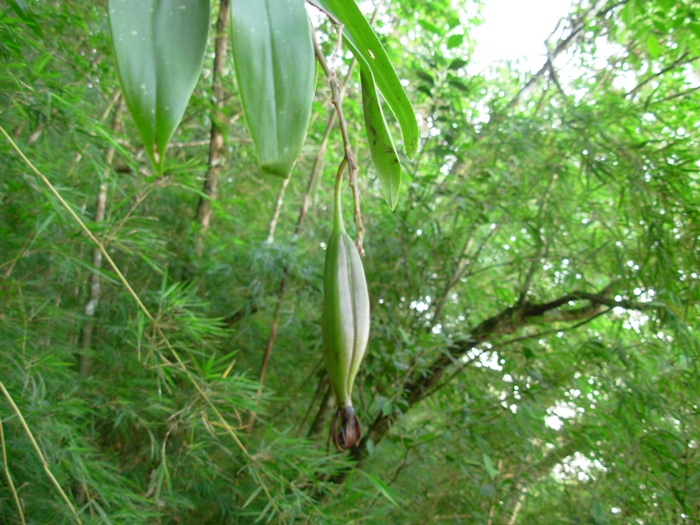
[1,0,699,523]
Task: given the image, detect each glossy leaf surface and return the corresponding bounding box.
[316,0,418,159]
[230,0,315,177]
[361,66,402,210]
[107,0,210,174]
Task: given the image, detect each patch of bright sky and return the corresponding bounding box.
[470,0,573,72]
[553,451,607,482]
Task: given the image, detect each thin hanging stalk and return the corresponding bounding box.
[307,383,333,438]
[297,372,328,437]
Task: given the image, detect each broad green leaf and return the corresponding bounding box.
[230,0,315,178]
[483,453,499,479]
[448,77,470,93]
[107,0,210,174]
[448,58,468,70]
[647,33,661,58]
[620,2,634,28]
[417,19,440,35]
[416,70,434,86]
[316,0,419,159]
[689,23,700,41]
[446,33,464,49]
[361,67,401,210]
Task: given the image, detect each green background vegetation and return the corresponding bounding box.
[1,0,699,523]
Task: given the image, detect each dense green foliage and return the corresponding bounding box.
[1,0,699,523]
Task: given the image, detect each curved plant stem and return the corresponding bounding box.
[0,416,25,525]
[0,381,81,523]
[333,158,348,231]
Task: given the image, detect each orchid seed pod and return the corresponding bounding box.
[322,172,370,451]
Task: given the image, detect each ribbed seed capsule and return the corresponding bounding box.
[322,179,370,451]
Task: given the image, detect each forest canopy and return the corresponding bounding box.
[1,0,699,523]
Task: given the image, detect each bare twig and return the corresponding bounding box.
[2,227,38,280]
[266,174,292,243]
[517,171,558,308]
[424,306,611,401]
[422,348,488,401]
[246,276,288,433]
[306,1,342,26]
[507,12,586,110]
[312,25,365,255]
[297,372,328,437]
[447,2,600,180]
[432,225,500,325]
[651,85,700,105]
[344,284,650,464]
[308,385,333,439]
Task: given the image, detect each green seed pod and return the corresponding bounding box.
[322,181,370,450]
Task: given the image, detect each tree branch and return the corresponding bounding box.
[351,285,651,462]
[432,225,499,326]
[626,53,698,99]
[78,96,123,377]
[195,0,231,253]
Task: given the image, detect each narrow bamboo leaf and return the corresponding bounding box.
[316,0,418,159]
[361,471,401,508]
[483,453,499,479]
[230,0,315,178]
[360,67,401,210]
[107,0,210,174]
